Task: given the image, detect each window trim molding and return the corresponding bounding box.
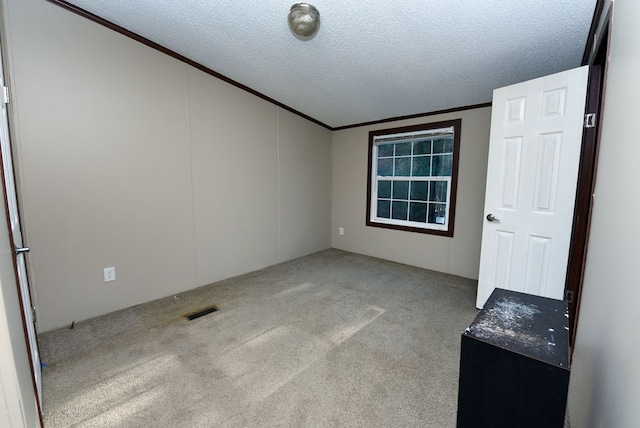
[366,119,462,237]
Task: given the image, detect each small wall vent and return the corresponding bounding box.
[185,305,218,321]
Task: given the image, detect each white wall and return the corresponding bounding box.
[2,0,332,331]
[278,108,333,262]
[568,1,640,427]
[331,108,492,279]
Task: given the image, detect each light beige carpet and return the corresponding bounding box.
[38,249,479,427]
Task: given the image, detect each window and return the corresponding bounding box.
[366,119,461,236]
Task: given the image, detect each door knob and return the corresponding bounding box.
[486,214,499,222]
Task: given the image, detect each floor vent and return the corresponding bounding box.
[186,305,218,321]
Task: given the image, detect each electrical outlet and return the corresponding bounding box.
[104,267,116,282]
[339,227,344,236]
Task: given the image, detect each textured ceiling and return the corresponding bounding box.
[58,0,597,129]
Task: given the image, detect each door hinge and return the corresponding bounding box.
[31,306,37,323]
[584,113,596,128]
[565,290,575,303]
[2,86,9,104]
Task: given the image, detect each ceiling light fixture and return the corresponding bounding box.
[288,3,320,41]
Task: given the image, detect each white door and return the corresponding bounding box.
[476,66,589,308]
[0,47,42,403]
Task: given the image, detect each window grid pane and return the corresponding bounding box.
[428,203,447,224]
[409,202,427,222]
[378,181,391,198]
[392,201,408,220]
[375,177,449,225]
[377,200,391,218]
[377,138,452,179]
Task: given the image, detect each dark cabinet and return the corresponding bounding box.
[457,288,569,428]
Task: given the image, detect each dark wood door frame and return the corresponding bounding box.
[566,1,612,351]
